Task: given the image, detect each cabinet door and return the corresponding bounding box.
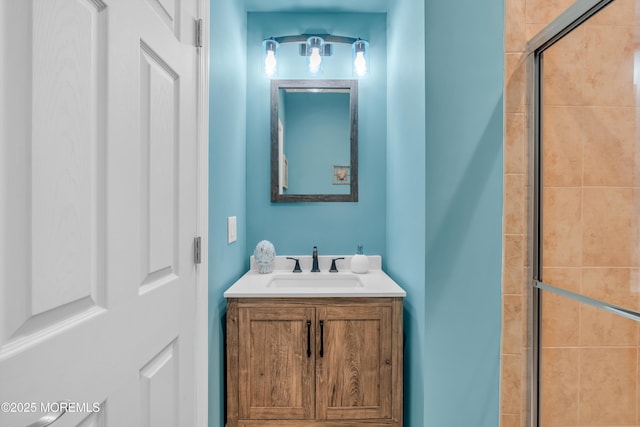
[238,306,315,420]
[316,305,393,420]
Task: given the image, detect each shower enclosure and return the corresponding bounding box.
[527,0,640,425]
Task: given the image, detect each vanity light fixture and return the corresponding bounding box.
[262,34,369,78]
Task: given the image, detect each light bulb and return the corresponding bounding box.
[354,51,367,76]
[264,50,277,76]
[352,39,369,78]
[262,39,279,77]
[309,47,322,73]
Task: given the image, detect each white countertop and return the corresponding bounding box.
[224,255,406,298]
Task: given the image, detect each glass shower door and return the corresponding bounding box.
[532,0,640,425]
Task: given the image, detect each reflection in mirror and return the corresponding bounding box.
[271,80,358,202]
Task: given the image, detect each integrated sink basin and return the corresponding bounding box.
[223,255,406,298]
[266,274,364,290]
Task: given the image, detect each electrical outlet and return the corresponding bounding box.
[227,216,237,244]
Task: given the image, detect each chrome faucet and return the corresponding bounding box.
[311,246,320,272]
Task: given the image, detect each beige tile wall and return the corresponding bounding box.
[501,0,639,426]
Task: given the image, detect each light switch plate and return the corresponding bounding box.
[227,216,237,244]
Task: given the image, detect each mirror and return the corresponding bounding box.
[271,79,358,202]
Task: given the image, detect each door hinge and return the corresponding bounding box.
[194,236,202,264]
[195,18,203,48]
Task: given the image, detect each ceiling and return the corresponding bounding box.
[243,0,391,13]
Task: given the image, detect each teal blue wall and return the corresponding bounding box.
[245,13,387,257]
[385,2,426,426]
[387,0,503,426]
[424,1,504,426]
[208,1,247,426]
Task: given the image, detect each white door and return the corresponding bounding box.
[0,0,202,425]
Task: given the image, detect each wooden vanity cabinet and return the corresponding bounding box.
[226,297,403,427]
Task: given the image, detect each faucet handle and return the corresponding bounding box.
[286,257,302,273]
[329,257,345,273]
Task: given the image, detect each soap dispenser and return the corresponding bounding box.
[350,244,369,274]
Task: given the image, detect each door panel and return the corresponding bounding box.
[0,0,200,425]
[316,305,392,420]
[31,0,106,317]
[140,41,180,291]
[238,307,315,420]
[1,0,107,350]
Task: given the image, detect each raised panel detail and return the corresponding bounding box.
[30,0,106,315]
[145,0,180,36]
[0,0,106,352]
[140,340,179,427]
[1,0,106,354]
[140,42,179,292]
